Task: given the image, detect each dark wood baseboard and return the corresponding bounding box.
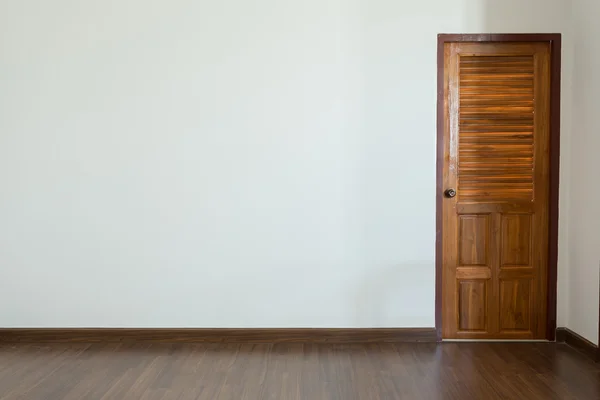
[556,327,599,361]
[0,328,437,344]
[555,327,567,342]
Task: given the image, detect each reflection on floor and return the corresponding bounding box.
[0,342,598,399]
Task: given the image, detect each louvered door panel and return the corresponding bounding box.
[459,56,535,202]
[441,42,551,340]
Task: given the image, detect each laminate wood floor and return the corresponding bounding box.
[0,342,598,399]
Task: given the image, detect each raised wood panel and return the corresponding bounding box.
[458,215,489,266]
[499,279,532,332]
[458,280,488,332]
[458,55,535,202]
[456,267,492,280]
[501,214,532,267]
[498,268,534,280]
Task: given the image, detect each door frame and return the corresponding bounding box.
[435,33,562,341]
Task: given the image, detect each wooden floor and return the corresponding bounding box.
[0,342,599,399]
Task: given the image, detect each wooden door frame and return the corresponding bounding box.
[435,33,562,342]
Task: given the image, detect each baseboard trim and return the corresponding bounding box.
[556,327,599,361]
[0,328,437,344]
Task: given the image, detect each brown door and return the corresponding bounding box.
[440,41,551,339]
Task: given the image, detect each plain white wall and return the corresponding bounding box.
[0,0,571,327]
[567,0,600,344]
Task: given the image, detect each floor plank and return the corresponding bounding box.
[0,342,598,399]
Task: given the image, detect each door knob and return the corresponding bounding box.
[444,188,456,198]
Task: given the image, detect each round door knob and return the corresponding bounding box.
[445,188,456,198]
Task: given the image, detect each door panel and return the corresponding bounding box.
[441,42,551,339]
[458,280,488,331]
[499,278,532,332]
[501,213,532,267]
[458,214,489,266]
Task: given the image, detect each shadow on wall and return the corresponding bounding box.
[480,0,566,33]
[455,0,561,32]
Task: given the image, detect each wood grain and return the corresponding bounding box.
[436,34,561,342]
[435,32,446,342]
[556,327,599,362]
[438,33,562,42]
[440,40,553,340]
[0,341,598,399]
[546,34,561,341]
[0,328,436,344]
[458,54,536,202]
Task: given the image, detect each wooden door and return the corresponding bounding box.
[440,41,551,339]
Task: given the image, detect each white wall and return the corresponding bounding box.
[0,0,571,327]
[567,0,600,344]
